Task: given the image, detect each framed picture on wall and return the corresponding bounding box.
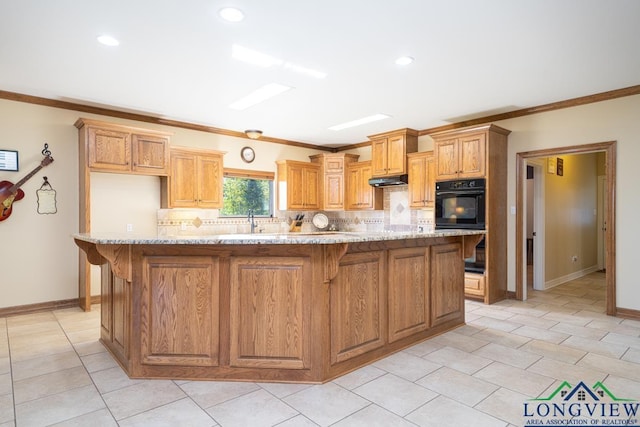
[557,158,564,176]
[0,149,18,171]
[547,157,556,174]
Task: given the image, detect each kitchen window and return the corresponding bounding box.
[221,168,274,217]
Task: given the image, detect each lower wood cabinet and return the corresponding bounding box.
[431,243,465,326]
[230,256,311,369]
[388,247,429,343]
[140,256,220,367]
[330,251,385,364]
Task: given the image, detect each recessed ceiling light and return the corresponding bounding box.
[97,35,119,46]
[395,56,414,66]
[329,114,391,131]
[229,83,292,110]
[219,7,245,22]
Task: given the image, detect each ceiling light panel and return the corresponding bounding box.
[395,56,414,65]
[229,83,292,110]
[329,114,391,131]
[97,35,119,46]
[218,7,245,22]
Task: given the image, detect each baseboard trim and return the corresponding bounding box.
[0,296,100,318]
[544,265,600,290]
[616,307,640,320]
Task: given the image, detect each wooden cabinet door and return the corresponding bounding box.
[141,256,220,367]
[131,134,169,175]
[458,133,486,178]
[230,256,310,369]
[330,251,385,364]
[371,138,388,176]
[88,127,131,172]
[386,134,406,175]
[197,154,223,208]
[430,243,464,327]
[388,247,429,342]
[303,165,321,210]
[346,165,360,210]
[286,163,305,210]
[434,137,459,181]
[169,152,198,207]
[408,155,427,207]
[358,163,375,209]
[408,152,435,208]
[424,154,435,206]
[324,173,344,210]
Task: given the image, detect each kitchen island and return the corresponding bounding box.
[74,229,484,383]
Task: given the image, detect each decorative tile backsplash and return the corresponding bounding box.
[157,188,433,236]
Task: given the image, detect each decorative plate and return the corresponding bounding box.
[312,213,329,229]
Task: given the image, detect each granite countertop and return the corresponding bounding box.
[73,229,485,245]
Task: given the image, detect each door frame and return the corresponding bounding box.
[515,141,616,315]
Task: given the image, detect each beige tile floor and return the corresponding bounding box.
[1,271,639,426]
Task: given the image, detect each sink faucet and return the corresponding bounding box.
[248,210,256,234]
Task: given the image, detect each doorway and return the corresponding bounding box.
[515,141,616,315]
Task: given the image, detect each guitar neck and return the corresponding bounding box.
[9,164,45,193]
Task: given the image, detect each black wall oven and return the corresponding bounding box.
[435,178,486,230]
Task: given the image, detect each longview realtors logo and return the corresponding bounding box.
[523,381,639,426]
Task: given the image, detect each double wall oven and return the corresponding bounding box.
[435,178,486,273]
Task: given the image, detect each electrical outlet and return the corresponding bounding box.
[126,223,133,232]
[571,255,578,262]
[180,222,187,231]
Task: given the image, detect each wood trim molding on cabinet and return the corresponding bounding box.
[224,168,275,180]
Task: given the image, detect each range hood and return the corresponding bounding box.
[368,174,408,187]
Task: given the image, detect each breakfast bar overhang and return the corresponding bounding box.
[74,230,484,383]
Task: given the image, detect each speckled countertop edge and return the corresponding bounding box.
[73,229,486,245]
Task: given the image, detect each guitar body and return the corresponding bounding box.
[0,180,25,221]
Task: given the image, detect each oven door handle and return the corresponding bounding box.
[435,190,480,196]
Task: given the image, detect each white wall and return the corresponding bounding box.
[2,94,640,311]
[497,94,640,310]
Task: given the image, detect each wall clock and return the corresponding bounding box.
[241,146,255,163]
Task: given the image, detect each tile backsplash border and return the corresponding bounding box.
[157,187,434,236]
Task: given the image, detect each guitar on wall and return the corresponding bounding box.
[0,150,54,222]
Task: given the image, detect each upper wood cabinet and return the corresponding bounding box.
[369,128,418,177]
[433,132,486,180]
[309,153,359,211]
[276,160,321,211]
[76,118,171,176]
[161,147,224,208]
[346,161,383,210]
[407,151,435,208]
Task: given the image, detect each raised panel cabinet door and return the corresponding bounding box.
[424,154,435,206]
[330,251,385,364]
[197,154,223,208]
[169,152,198,207]
[131,134,169,175]
[385,134,407,175]
[303,165,321,209]
[388,247,429,342]
[88,127,131,172]
[287,163,305,209]
[229,256,310,369]
[324,173,344,210]
[430,243,465,327]
[408,155,427,207]
[434,138,459,180]
[141,256,220,367]
[371,138,388,176]
[458,133,486,178]
[358,163,374,209]
[345,166,360,210]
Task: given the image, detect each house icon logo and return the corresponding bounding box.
[523,381,639,426]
